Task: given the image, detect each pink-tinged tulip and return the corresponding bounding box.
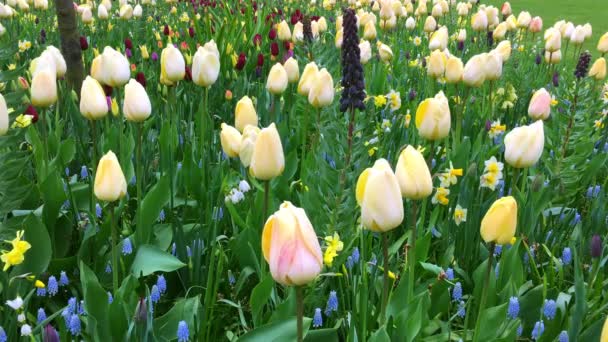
[262,201,323,286]
[529,16,543,33]
[528,88,551,120]
[500,2,512,16]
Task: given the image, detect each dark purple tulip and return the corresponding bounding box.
[552,72,559,87]
[535,54,542,65]
[135,297,147,322]
[43,325,60,342]
[591,235,602,258]
[457,41,465,51]
[408,89,417,101]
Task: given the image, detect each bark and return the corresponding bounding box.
[54,0,84,93]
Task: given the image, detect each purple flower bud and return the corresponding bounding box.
[485,120,492,131]
[43,325,60,342]
[151,52,159,61]
[591,235,602,258]
[135,297,147,322]
[552,72,559,87]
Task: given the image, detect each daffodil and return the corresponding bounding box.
[387,90,401,111]
[488,120,507,139]
[323,233,343,267]
[374,95,387,108]
[432,187,450,206]
[453,205,468,226]
[484,156,504,178]
[404,111,411,128]
[439,162,463,188]
[12,114,33,128]
[9,231,31,254]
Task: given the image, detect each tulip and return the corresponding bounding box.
[0,93,8,136]
[415,2,427,16]
[235,96,258,133]
[308,68,334,108]
[431,3,442,18]
[250,123,284,180]
[379,1,394,20]
[529,16,543,33]
[456,2,469,16]
[81,7,93,23]
[133,4,142,17]
[316,17,328,32]
[427,49,446,78]
[405,17,415,30]
[528,88,551,120]
[335,29,343,48]
[570,25,586,45]
[276,20,291,41]
[501,2,512,16]
[485,6,499,28]
[31,68,57,108]
[123,79,151,122]
[505,15,517,31]
[601,315,608,342]
[415,91,451,140]
[429,26,448,51]
[561,22,575,39]
[160,44,186,85]
[517,11,531,28]
[395,145,432,199]
[80,76,108,120]
[463,54,486,87]
[378,42,393,62]
[283,57,299,83]
[359,40,372,64]
[45,46,67,78]
[504,120,544,168]
[589,58,607,80]
[97,4,108,19]
[119,4,133,19]
[423,15,437,32]
[192,46,220,87]
[544,50,562,64]
[356,159,404,232]
[94,150,127,202]
[445,56,463,83]
[266,63,288,95]
[292,22,303,42]
[483,52,503,81]
[598,32,608,54]
[471,11,488,31]
[297,62,319,96]
[494,40,512,61]
[239,125,260,167]
[480,196,517,245]
[457,29,467,42]
[363,21,377,40]
[262,201,323,286]
[101,0,111,10]
[220,123,242,158]
[203,40,220,60]
[92,46,130,87]
[493,22,508,41]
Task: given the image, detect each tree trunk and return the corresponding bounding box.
[54,0,84,93]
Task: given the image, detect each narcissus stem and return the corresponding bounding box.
[472,242,495,342]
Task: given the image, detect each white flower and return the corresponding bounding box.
[21,324,32,336]
[453,205,468,226]
[238,180,251,193]
[17,313,26,322]
[7,296,24,310]
[229,189,244,204]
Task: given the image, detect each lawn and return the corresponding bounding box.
[487,0,607,53]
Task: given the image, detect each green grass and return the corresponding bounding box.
[487,0,607,53]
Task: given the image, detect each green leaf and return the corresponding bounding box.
[80,261,111,341]
[369,326,390,342]
[153,296,201,341]
[304,327,339,342]
[12,215,51,276]
[135,175,170,245]
[40,170,67,242]
[251,275,274,327]
[130,244,186,277]
[476,303,508,341]
[239,317,312,342]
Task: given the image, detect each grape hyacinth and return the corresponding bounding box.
[325,290,338,315]
[122,237,133,255]
[80,165,88,179]
[157,275,167,294]
[68,314,81,336]
[108,292,113,304]
[452,282,462,301]
[59,271,69,286]
[561,247,572,265]
[312,308,323,328]
[531,320,544,340]
[574,51,591,79]
[456,301,466,318]
[177,321,189,342]
[0,327,5,342]
[37,308,47,323]
[36,285,46,297]
[543,299,557,320]
[558,330,569,342]
[151,285,161,304]
[445,267,454,280]
[507,297,519,319]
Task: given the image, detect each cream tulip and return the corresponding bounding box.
[160,44,186,85]
[589,58,607,80]
[395,145,432,199]
[266,63,288,95]
[0,93,8,136]
[45,46,67,78]
[423,15,437,32]
[429,26,448,51]
[262,201,323,286]
[359,40,372,64]
[363,21,377,40]
[97,4,108,19]
[133,4,142,17]
[192,46,220,87]
[276,20,291,41]
[31,68,57,108]
[92,46,130,87]
[517,11,531,28]
[463,54,486,87]
[250,123,284,180]
[527,88,551,120]
[94,151,127,202]
[220,123,242,158]
[239,125,260,167]
[405,16,415,30]
[81,7,93,24]
[235,96,258,133]
[471,11,488,31]
[80,76,108,120]
[598,32,608,54]
[283,57,299,83]
[308,68,334,108]
[493,22,508,41]
[356,159,404,232]
[504,120,544,168]
[297,62,319,96]
[123,79,151,122]
[415,91,451,140]
[119,4,133,19]
[445,56,464,83]
[427,49,446,78]
[378,42,393,62]
[483,52,503,81]
[494,40,512,61]
[570,25,586,45]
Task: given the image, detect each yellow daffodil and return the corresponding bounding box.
[432,187,450,206]
[374,95,387,108]
[11,114,33,128]
[325,233,344,253]
[453,205,468,226]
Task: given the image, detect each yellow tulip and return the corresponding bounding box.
[494,41,512,62]
[266,63,288,95]
[250,123,284,180]
[239,125,260,167]
[0,93,8,136]
[445,56,464,84]
[308,68,334,108]
[589,57,607,80]
[423,15,437,32]
[356,159,404,232]
[80,76,108,120]
[276,20,291,41]
[220,123,242,158]
[235,96,258,133]
[160,44,186,85]
[493,22,508,41]
[192,46,220,87]
[363,21,377,40]
[123,79,151,122]
[480,196,518,245]
[598,32,608,54]
[545,28,561,52]
[504,120,544,168]
[94,150,127,202]
[316,17,328,32]
[283,57,299,83]
[262,201,323,286]
[297,62,319,96]
[601,315,608,342]
[31,68,57,108]
[119,4,133,19]
[378,42,393,62]
[395,145,432,200]
[427,49,447,78]
[415,91,451,140]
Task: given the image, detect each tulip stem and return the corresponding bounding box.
[472,242,495,342]
[135,122,144,243]
[381,233,390,324]
[407,200,418,303]
[263,180,270,224]
[109,202,119,293]
[296,286,304,342]
[90,120,99,234]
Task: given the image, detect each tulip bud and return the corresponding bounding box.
[283,57,299,83]
[266,63,288,95]
[463,54,486,87]
[0,93,8,136]
[480,196,517,245]
[119,4,133,19]
[262,201,323,286]
[545,28,562,52]
[250,123,284,180]
[598,32,608,54]
[494,40,512,61]
[405,17,415,30]
[395,145,432,199]
[363,21,377,40]
[517,11,531,28]
[591,235,602,258]
[308,68,334,108]
[276,20,291,41]
[483,52,503,81]
[427,49,447,78]
[504,120,544,168]
[135,297,147,323]
[359,40,372,64]
[501,2,512,16]
[415,91,451,140]
[220,123,242,158]
[160,44,186,85]
[356,159,404,232]
[297,62,319,96]
[192,46,220,87]
[94,150,127,202]
[445,56,463,83]
[80,76,108,120]
[429,26,448,51]
[423,15,437,32]
[97,4,108,19]
[133,4,142,17]
[31,67,57,108]
[529,16,543,33]
[43,325,59,342]
[471,11,488,31]
[528,88,551,120]
[239,125,260,167]
[235,96,257,133]
[589,57,607,80]
[456,2,469,16]
[378,42,393,62]
[123,79,151,122]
